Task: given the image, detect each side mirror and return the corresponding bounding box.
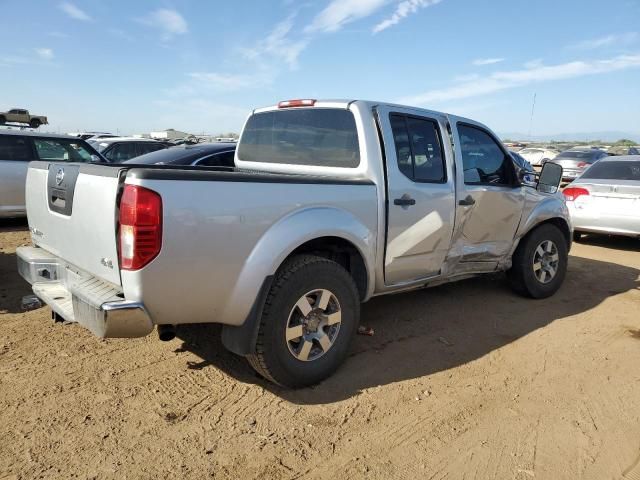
[537,162,563,194]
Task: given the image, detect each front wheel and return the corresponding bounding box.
[247,255,360,388]
[29,119,41,128]
[507,224,568,299]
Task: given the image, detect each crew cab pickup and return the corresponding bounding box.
[17,99,570,387]
[0,108,48,128]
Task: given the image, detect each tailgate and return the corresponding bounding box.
[25,161,126,286]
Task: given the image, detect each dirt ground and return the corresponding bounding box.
[1,220,639,480]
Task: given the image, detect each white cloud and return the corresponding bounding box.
[399,53,640,106]
[35,48,54,60]
[373,0,442,33]
[187,72,269,92]
[306,0,390,33]
[59,2,92,21]
[242,15,308,69]
[140,9,188,39]
[472,57,504,66]
[568,32,638,50]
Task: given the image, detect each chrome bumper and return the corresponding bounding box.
[16,246,153,338]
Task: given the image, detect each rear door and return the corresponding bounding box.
[377,106,456,284]
[0,135,35,216]
[449,121,525,268]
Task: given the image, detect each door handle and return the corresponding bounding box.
[394,197,416,206]
[458,195,476,206]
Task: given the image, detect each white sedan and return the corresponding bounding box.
[517,147,559,166]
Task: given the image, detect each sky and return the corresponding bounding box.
[2,0,640,139]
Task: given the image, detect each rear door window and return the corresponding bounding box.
[389,114,446,183]
[238,108,360,167]
[0,136,33,161]
[137,142,166,156]
[33,138,94,162]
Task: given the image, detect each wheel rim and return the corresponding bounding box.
[532,240,560,284]
[285,289,342,362]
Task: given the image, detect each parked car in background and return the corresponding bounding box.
[93,137,170,162]
[0,109,48,128]
[124,142,236,166]
[607,145,640,156]
[552,148,608,181]
[69,132,118,141]
[0,130,103,218]
[564,155,640,240]
[517,147,559,166]
[18,98,568,388]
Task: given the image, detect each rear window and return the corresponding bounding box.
[237,108,360,168]
[556,150,601,161]
[0,135,31,160]
[581,161,640,181]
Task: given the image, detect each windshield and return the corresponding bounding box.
[237,108,360,168]
[33,138,99,162]
[581,161,640,180]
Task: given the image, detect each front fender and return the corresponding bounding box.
[221,206,377,326]
[508,191,572,262]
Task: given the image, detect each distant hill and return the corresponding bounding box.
[499,131,640,143]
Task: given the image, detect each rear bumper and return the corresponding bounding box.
[16,246,153,338]
[568,206,640,237]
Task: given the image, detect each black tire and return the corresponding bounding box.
[247,254,360,388]
[573,231,584,242]
[29,119,41,128]
[507,224,568,299]
[0,115,5,125]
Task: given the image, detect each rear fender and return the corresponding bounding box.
[222,206,376,327]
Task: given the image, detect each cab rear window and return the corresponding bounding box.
[237,108,360,168]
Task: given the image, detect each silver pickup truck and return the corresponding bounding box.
[17,99,569,387]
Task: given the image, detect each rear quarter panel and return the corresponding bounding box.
[122,174,378,327]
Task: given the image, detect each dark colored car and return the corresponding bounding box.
[93,137,171,163]
[123,142,236,167]
[552,148,608,181]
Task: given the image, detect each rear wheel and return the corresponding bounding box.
[0,115,5,124]
[507,224,568,299]
[29,119,41,128]
[247,255,360,388]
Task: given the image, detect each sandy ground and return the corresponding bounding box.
[1,219,639,480]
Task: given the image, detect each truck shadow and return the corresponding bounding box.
[175,254,640,405]
[0,252,33,314]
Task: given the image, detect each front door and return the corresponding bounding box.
[378,106,456,285]
[450,121,525,268]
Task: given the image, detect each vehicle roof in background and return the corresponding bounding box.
[95,136,164,144]
[123,142,236,164]
[0,129,80,140]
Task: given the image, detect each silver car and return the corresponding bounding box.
[564,155,640,240]
[553,148,608,181]
[0,130,103,218]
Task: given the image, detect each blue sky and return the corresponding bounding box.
[2,0,640,139]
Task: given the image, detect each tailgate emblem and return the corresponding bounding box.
[55,168,65,186]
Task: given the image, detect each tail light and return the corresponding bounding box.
[563,187,589,201]
[577,162,588,168]
[119,185,162,270]
[278,99,316,108]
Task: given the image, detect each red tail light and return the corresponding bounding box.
[577,162,588,168]
[119,185,162,270]
[562,187,589,201]
[278,99,316,108]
